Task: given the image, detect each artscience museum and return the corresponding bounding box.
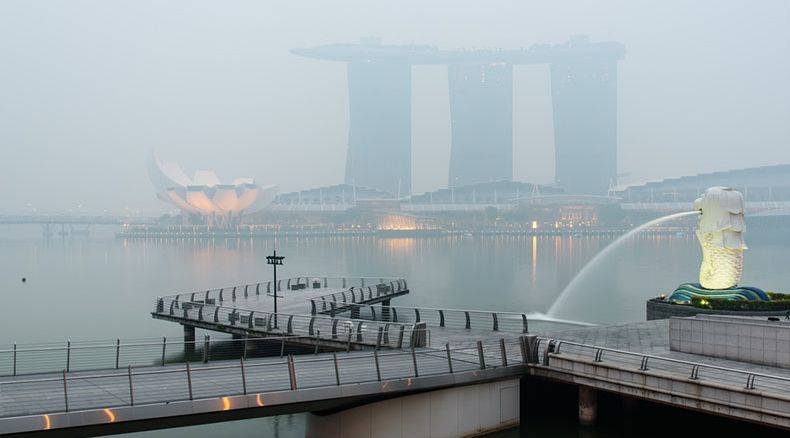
[147,152,278,225]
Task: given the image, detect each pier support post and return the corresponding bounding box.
[381,299,391,321]
[183,325,195,356]
[578,386,598,426]
[183,325,195,342]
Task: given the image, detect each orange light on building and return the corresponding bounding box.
[531,221,538,229]
[256,394,265,407]
[221,396,231,411]
[43,414,51,430]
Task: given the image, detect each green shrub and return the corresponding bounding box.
[691,293,790,311]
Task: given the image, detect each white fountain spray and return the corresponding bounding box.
[545,210,701,321]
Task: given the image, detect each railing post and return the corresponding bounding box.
[521,314,529,333]
[374,350,382,381]
[203,334,210,363]
[128,365,134,406]
[115,338,121,369]
[465,311,471,329]
[376,327,383,350]
[280,338,286,357]
[414,308,420,323]
[397,325,405,349]
[314,330,321,355]
[477,341,486,370]
[186,362,193,400]
[287,355,297,390]
[12,343,16,376]
[62,369,69,412]
[333,352,341,385]
[66,340,71,372]
[500,338,508,367]
[240,358,247,395]
[310,300,316,316]
[347,331,352,353]
[242,336,249,360]
[438,310,445,327]
[492,313,499,331]
[411,347,419,377]
[161,337,167,366]
[445,343,453,373]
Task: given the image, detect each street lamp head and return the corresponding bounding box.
[266,255,285,265]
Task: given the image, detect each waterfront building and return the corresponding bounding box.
[293,36,625,196]
[146,151,278,225]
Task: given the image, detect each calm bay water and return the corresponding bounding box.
[2,224,790,436]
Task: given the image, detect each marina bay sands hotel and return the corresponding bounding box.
[292,36,625,197]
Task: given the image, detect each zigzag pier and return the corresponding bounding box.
[2,278,790,436]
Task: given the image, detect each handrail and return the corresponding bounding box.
[539,337,790,388]
[154,296,424,349]
[548,338,790,382]
[162,276,407,303]
[0,337,526,421]
[313,301,529,333]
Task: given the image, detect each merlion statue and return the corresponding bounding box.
[667,186,769,303]
[693,186,746,289]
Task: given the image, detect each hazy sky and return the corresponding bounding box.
[1,0,788,214]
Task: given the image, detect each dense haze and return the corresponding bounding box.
[1,0,788,214]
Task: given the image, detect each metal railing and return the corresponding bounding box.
[313,302,529,333]
[536,337,790,395]
[0,338,528,419]
[154,296,424,349]
[303,279,408,309]
[162,276,407,306]
[0,335,324,377]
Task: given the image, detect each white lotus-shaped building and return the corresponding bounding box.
[147,152,277,222]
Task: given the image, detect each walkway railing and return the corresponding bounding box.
[163,276,407,305]
[0,335,315,377]
[536,337,790,395]
[154,296,425,349]
[0,338,527,419]
[312,302,529,333]
[308,279,409,310]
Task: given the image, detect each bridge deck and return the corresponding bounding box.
[542,319,790,381]
[0,340,520,425]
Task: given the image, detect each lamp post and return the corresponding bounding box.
[266,250,285,327]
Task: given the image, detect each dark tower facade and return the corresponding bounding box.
[448,63,513,187]
[345,60,412,197]
[550,58,618,195]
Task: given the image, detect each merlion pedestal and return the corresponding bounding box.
[668,187,769,303]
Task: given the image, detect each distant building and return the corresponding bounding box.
[404,180,562,212]
[618,164,790,217]
[619,165,790,202]
[292,36,625,196]
[147,152,277,224]
[551,37,620,196]
[268,184,395,212]
[448,63,513,187]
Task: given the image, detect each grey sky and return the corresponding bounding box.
[1,0,788,214]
